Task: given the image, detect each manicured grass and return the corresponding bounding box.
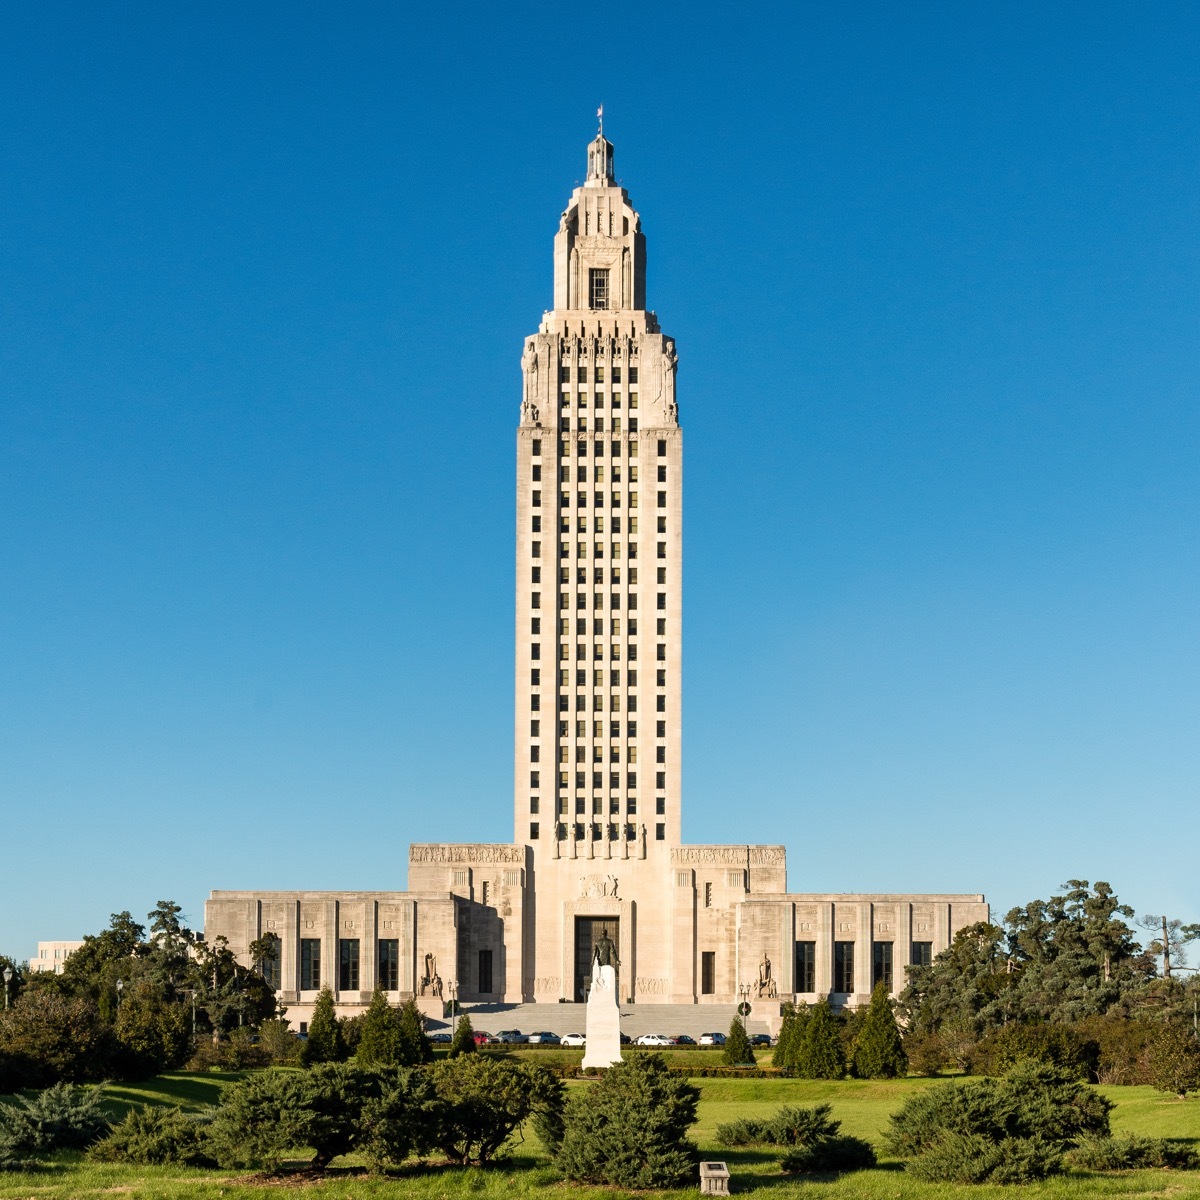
[1,1071,1197,1199]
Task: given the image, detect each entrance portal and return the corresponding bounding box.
[574,916,619,1002]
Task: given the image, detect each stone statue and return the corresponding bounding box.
[756,954,772,998]
[521,397,540,425]
[592,927,620,969]
[432,973,444,1001]
[640,824,647,854]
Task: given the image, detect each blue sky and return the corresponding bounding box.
[2,4,1197,961]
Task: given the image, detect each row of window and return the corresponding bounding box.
[695,942,934,997]
[558,365,639,384]
[531,668,668,687]
[558,416,635,433]
[544,515,667,533]
[529,769,670,790]
[297,938,401,993]
[531,616,667,637]
[555,464,647,483]
[528,437,669,461]
[529,720,661,737]
[529,797,655,816]
[539,642,666,662]
[533,744,666,764]
[559,392,637,411]
[533,694,668,713]
[527,821,666,841]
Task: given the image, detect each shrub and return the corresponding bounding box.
[972,1023,1095,1079]
[555,1053,699,1188]
[89,1106,216,1167]
[302,988,344,1065]
[1071,1016,1154,1085]
[793,1000,845,1079]
[357,991,404,1066]
[1067,1133,1200,1171]
[904,1030,948,1076]
[771,1004,803,1070]
[112,980,191,1077]
[448,1013,476,1057]
[397,998,433,1065]
[257,1018,302,1066]
[0,1082,110,1152]
[0,992,114,1087]
[781,1135,876,1174]
[906,1131,1063,1184]
[851,983,907,1079]
[357,1067,439,1169]
[1148,1023,1200,1098]
[886,1062,1111,1182]
[716,1103,838,1147]
[722,1019,753,1066]
[431,1055,561,1165]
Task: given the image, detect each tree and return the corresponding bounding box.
[357,991,404,1066]
[302,987,344,1065]
[722,1017,753,1065]
[773,1002,811,1076]
[1140,915,1200,979]
[555,1053,699,1187]
[431,1055,562,1165]
[396,997,433,1065]
[1148,1024,1200,1098]
[793,1000,845,1079]
[0,990,114,1087]
[851,983,907,1079]
[113,978,190,1076]
[448,1013,476,1057]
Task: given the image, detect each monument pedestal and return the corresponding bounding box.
[581,963,622,1068]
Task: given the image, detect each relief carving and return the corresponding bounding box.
[533,976,560,994]
[409,844,524,865]
[578,873,620,899]
[635,977,668,996]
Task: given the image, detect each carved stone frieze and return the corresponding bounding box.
[408,844,524,865]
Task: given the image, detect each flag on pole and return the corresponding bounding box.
[597,105,604,134]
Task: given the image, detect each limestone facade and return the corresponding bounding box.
[204,129,988,1024]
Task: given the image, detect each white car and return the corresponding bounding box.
[634,1033,674,1046]
[699,1032,726,1046]
[560,1032,586,1047]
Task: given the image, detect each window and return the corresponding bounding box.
[834,942,855,993]
[657,491,666,508]
[529,771,539,787]
[379,939,400,991]
[595,366,605,384]
[532,465,541,481]
[478,949,493,994]
[532,516,541,532]
[261,937,281,990]
[339,939,360,991]
[301,939,321,990]
[655,797,665,814]
[626,771,636,788]
[627,669,637,686]
[872,942,894,991]
[530,822,539,839]
[657,438,665,456]
[530,796,539,813]
[589,268,610,309]
[656,771,666,788]
[531,617,540,634]
[656,669,666,686]
[657,465,667,482]
[532,490,540,507]
[577,367,586,383]
[795,942,817,993]
[530,746,540,762]
[657,541,666,559]
[531,643,540,661]
[701,951,715,995]
[532,438,541,456]
[530,669,540,685]
[560,366,570,383]
[627,720,637,736]
[655,823,665,840]
[657,594,666,611]
[656,644,665,661]
[911,942,933,968]
[656,720,665,736]
[704,882,713,908]
[657,516,666,533]
[656,695,665,712]
[657,618,666,635]
[629,367,639,384]
[656,746,666,763]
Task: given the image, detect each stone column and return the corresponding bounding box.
[855,902,873,1000]
[815,902,833,995]
[896,903,913,997]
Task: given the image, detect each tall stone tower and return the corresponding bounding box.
[514,127,683,998]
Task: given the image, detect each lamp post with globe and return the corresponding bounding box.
[2,966,12,1010]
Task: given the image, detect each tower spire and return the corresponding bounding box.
[597,103,604,137]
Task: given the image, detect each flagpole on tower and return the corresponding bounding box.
[597,104,604,137]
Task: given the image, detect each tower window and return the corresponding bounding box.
[589,268,610,310]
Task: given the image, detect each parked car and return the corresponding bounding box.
[560,1032,586,1047]
[698,1032,726,1046]
[429,1032,453,1044]
[620,1032,632,1044]
[526,1031,559,1044]
[495,1029,528,1044]
[750,1033,773,1047]
[471,1031,494,1045]
[673,1034,697,1046]
[634,1033,674,1046]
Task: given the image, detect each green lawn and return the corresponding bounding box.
[1,1071,1198,1199]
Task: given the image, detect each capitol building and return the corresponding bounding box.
[205,128,986,1023]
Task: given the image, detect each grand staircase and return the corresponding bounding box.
[430,1001,776,1041]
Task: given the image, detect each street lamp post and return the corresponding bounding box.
[2,967,12,1010]
[448,980,459,1027]
[115,978,124,1007]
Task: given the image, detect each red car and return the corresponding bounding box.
[471,1030,494,1045]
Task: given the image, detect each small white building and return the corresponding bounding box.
[29,940,85,975]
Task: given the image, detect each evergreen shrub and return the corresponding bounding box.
[722,1018,753,1066]
[0,1082,110,1152]
[850,983,907,1078]
[89,1105,216,1167]
[555,1053,699,1188]
[1067,1133,1200,1171]
[780,1135,876,1175]
[448,1014,476,1057]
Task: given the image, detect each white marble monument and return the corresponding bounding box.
[581,961,622,1069]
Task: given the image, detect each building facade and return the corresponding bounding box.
[206,130,987,1022]
[28,940,85,975]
